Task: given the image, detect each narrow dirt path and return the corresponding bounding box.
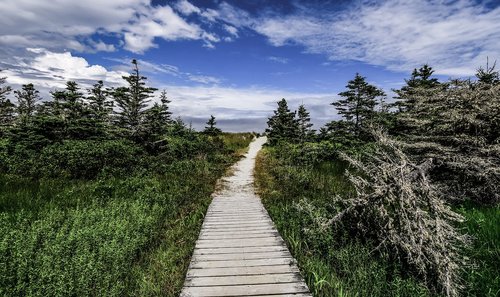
[181,137,311,297]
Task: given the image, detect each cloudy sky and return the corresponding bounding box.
[1,0,499,131]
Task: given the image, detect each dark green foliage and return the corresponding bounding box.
[333,73,385,136]
[15,83,40,125]
[202,115,222,136]
[87,80,113,136]
[0,72,14,134]
[113,60,157,139]
[476,58,499,85]
[399,80,500,205]
[393,64,440,112]
[0,133,252,296]
[297,104,315,142]
[266,98,299,145]
[143,89,172,140]
[318,120,358,146]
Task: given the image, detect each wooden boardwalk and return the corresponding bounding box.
[181,137,311,297]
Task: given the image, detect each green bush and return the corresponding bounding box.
[3,140,144,179]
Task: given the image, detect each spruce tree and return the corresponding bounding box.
[143,89,172,139]
[15,83,40,125]
[0,71,14,132]
[333,73,385,136]
[266,98,299,145]
[297,104,314,142]
[203,115,222,136]
[87,80,113,126]
[476,58,499,85]
[393,64,440,111]
[51,81,97,139]
[113,59,157,138]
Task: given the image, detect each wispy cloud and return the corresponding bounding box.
[0,0,237,55]
[217,0,500,76]
[267,56,289,64]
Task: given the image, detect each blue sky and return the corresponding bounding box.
[1,0,499,131]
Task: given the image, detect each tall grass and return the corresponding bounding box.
[458,204,500,297]
[0,133,253,296]
[255,148,431,296]
[255,147,500,296]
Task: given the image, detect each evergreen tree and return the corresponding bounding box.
[203,115,222,136]
[476,58,499,85]
[0,71,14,132]
[51,81,98,139]
[113,59,157,138]
[15,83,40,125]
[143,89,172,139]
[87,80,113,126]
[297,104,314,142]
[51,81,85,122]
[266,98,299,145]
[393,64,440,111]
[333,73,385,136]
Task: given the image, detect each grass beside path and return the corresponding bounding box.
[254,147,500,297]
[0,133,254,297]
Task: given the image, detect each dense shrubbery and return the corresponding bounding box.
[0,61,255,296]
[2,140,144,179]
[260,63,499,296]
[399,82,500,205]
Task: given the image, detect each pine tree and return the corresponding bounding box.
[143,89,172,139]
[266,98,299,145]
[297,104,314,142]
[113,59,157,138]
[0,70,14,132]
[393,64,440,111]
[51,81,85,122]
[476,58,499,85]
[15,83,40,125]
[203,115,222,136]
[333,73,385,136]
[51,81,97,139]
[87,80,113,126]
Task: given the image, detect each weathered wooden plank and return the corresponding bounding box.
[190,257,294,268]
[199,233,280,240]
[184,273,302,286]
[200,229,276,236]
[193,250,291,261]
[196,238,284,248]
[186,265,300,278]
[193,245,287,255]
[180,282,309,297]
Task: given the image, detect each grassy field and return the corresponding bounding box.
[255,147,499,297]
[0,133,253,297]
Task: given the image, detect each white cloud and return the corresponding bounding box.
[218,0,500,76]
[187,74,221,84]
[4,49,127,90]
[223,25,239,37]
[267,56,289,64]
[0,0,228,54]
[2,48,336,131]
[162,84,336,131]
[174,0,201,15]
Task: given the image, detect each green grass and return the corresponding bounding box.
[255,148,432,297]
[255,147,500,296]
[0,133,253,296]
[458,204,500,297]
